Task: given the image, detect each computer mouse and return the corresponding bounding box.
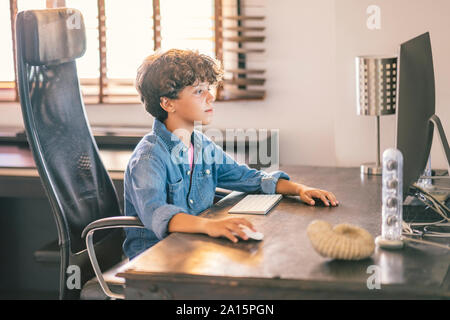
[311,197,338,207]
[233,224,264,241]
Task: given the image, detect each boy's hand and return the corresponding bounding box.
[205,217,256,243]
[276,179,338,207]
[298,186,338,207]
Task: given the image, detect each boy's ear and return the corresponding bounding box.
[160,97,175,113]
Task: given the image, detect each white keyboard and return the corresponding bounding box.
[228,194,283,214]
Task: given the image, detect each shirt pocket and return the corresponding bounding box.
[167,178,184,204]
[195,169,215,207]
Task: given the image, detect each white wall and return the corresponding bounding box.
[211,0,337,167]
[1,0,449,169]
[335,0,450,169]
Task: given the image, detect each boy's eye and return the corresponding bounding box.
[194,84,214,95]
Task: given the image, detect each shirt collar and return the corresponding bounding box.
[153,118,203,155]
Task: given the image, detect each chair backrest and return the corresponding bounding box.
[16,8,123,298]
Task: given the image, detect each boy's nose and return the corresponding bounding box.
[206,90,215,102]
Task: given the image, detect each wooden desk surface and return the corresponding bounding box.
[0,143,262,180]
[0,144,129,180]
[118,166,450,299]
[0,144,128,200]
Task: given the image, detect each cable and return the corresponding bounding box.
[402,222,450,253]
[433,186,450,191]
[412,183,450,215]
[409,219,447,227]
[401,236,450,250]
[420,195,449,221]
[402,221,413,234]
[410,195,449,223]
[423,223,450,238]
[398,184,450,248]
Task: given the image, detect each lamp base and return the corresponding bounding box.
[361,163,382,175]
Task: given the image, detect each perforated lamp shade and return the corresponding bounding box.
[356,56,397,175]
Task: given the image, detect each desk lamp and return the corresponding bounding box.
[356,56,397,175]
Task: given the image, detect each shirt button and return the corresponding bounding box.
[189,199,194,204]
[205,169,210,175]
[187,170,191,175]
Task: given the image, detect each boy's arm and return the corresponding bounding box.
[212,142,338,206]
[275,178,339,207]
[130,149,258,243]
[168,213,208,234]
[213,143,289,194]
[168,213,256,243]
[167,180,338,242]
[128,154,188,240]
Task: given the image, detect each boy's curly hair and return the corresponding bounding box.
[135,49,224,122]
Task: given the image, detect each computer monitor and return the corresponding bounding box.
[395,32,450,200]
[395,32,435,199]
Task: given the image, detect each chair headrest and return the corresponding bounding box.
[19,8,86,66]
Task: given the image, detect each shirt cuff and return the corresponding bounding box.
[260,170,290,194]
[151,204,186,240]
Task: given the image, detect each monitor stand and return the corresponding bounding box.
[429,115,450,175]
[403,114,450,222]
[413,114,449,189]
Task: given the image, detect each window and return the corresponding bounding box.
[160,0,215,57]
[217,0,267,100]
[65,0,102,102]
[103,0,156,103]
[0,1,17,101]
[17,0,46,11]
[1,0,266,104]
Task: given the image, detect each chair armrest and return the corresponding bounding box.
[81,216,144,239]
[82,216,145,300]
[215,187,232,197]
[214,188,232,204]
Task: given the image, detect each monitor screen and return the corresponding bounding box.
[395,32,435,199]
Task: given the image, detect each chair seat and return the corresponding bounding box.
[80,259,128,300]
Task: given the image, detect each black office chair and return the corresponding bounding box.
[15,8,144,300]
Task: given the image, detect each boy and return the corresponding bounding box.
[123,49,338,260]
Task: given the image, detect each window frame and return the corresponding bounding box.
[3,0,265,104]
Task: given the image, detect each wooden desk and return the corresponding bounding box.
[0,144,128,179]
[0,141,268,296]
[118,166,450,299]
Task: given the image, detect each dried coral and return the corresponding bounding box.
[307,220,375,260]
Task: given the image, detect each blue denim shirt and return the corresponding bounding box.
[123,119,290,259]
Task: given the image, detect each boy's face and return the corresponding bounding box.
[168,82,216,126]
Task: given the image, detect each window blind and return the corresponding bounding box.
[215,0,266,100]
[2,0,265,104]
